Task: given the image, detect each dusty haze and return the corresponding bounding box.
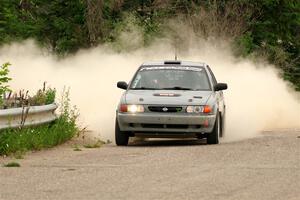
[0,39,299,142]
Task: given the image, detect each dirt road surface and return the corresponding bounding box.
[0,130,299,200]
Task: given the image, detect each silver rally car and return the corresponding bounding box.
[116,60,227,145]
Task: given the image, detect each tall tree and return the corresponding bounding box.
[85,0,104,46]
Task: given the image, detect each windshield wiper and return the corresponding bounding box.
[131,87,159,90]
[132,86,194,90]
[162,86,193,90]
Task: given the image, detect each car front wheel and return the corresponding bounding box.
[207,114,220,144]
[115,119,129,146]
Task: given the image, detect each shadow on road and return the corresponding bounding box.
[129,138,207,147]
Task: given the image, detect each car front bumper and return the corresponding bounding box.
[117,112,216,134]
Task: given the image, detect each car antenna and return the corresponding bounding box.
[173,36,180,61]
[174,44,178,61]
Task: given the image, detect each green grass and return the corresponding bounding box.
[3,161,21,167]
[83,140,105,148]
[0,115,78,156]
[73,145,82,151]
[13,150,25,159]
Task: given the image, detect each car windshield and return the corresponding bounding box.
[130,66,211,91]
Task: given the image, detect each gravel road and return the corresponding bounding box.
[0,130,299,200]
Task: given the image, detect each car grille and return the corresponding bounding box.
[129,123,202,129]
[141,124,189,129]
[148,106,183,112]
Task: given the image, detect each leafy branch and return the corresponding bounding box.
[0,62,12,105]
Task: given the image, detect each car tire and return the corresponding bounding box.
[115,119,129,146]
[207,114,220,144]
[220,112,225,138]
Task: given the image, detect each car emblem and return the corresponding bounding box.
[162,107,168,112]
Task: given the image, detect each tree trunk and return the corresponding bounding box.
[85,0,103,46]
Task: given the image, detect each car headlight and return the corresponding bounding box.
[186,105,212,113]
[120,104,144,113]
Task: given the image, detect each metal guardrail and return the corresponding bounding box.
[0,103,58,130]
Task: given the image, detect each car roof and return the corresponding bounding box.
[141,60,207,68]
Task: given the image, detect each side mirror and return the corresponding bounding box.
[117,81,128,90]
[214,83,228,91]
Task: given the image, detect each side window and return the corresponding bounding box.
[207,65,217,86]
[131,73,141,88]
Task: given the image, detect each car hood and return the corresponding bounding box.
[124,90,213,105]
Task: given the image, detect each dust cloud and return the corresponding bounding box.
[0,39,299,142]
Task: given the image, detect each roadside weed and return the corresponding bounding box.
[0,89,78,156]
[3,161,20,167]
[83,139,105,148]
[73,145,82,151]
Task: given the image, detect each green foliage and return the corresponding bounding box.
[45,87,56,104]
[0,89,78,156]
[234,33,256,57]
[83,139,105,148]
[234,0,300,90]
[73,145,82,151]
[2,83,56,109]
[0,0,88,54]
[13,150,25,159]
[0,63,12,105]
[3,161,20,167]
[0,0,299,89]
[30,86,56,106]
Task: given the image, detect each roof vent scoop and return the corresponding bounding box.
[164,61,181,65]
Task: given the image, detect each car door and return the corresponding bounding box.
[206,66,225,116]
